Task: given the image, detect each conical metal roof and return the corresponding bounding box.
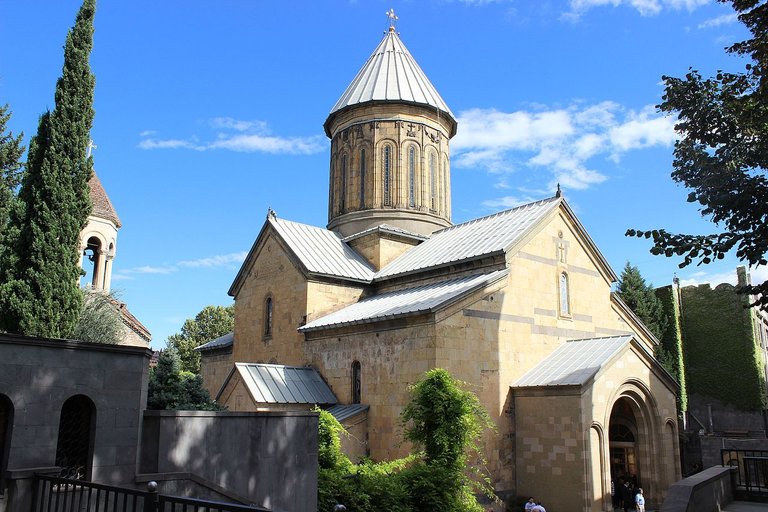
[327,27,454,127]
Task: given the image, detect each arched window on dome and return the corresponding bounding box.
[264,296,273,338]
[442,156,449,214]
[351,361,362,404]
[559,271,570,316]
[360,148,366,208]
[340,153,348,213]
[429,152,436,211]
[408,146,416,208]
[383,145,392,206]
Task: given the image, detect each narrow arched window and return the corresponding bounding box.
[329,155,336,218]
[559,272,570,316]
[264,296,273,337]
[359,149,366,207]
[0,394,13,494]
[55,395,95,480]
[442,156,448,213]
[352,361,362,404]
[429,152,436,211]
[383,145,392,206]
[408,146,416,207]
[340,153,348,213]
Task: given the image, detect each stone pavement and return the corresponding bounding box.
[722,502,768,511]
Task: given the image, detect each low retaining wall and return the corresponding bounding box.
[139,410,319,512]
[661,466,734,512]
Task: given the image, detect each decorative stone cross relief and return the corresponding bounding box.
[406,123,416,137]
[558,239,568,264]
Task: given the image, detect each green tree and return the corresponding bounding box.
[147,348,223,410]
[401,368,495,511]
[627,0,768,311]
[0,0,96,337]
[70,290,123,344]
[0,105,24,250]
[616,262,668,341]
[167,304,234,374]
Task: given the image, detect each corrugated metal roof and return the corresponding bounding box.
[513,335,633,387]
[375,196,560,280]
[195,332,233,352]
[328,28,454,119]
[300,270,508,332]
[327,404,369,423]
[236,363,338,405]
[270,216,375,283]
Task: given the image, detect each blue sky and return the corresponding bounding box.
[1,0,763,349]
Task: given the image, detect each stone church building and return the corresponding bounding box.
[199,24,681,511]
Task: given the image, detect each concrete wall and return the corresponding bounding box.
[139,410,318,512]
[661,466,733,512]
[0,333,150,512]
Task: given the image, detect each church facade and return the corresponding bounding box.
[201,24,681,511]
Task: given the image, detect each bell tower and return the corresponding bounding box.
[79,171,120,292]
[324,15,457,238]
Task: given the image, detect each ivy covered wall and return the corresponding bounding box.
[655,284,687,413]
[679,282,765,411]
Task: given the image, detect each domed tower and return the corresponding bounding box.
[324,20,457,238]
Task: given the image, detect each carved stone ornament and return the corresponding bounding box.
[406,123,417,137]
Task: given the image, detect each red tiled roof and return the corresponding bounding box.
[88,172,121,228]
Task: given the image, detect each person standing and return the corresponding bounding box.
[621,480,632,512]
[525,497,537,511]
[634,488,645,512]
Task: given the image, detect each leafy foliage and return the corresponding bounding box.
[616,262,668,341]
[167,304,234,374]
[70,290,123,344]
[0,0,96,337]
[317,369,496,512]
[627,0,768,310]
[147,348,223,411]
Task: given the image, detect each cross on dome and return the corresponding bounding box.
[386,8,398,31]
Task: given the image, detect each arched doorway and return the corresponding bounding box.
[609,397,643,508]
[0,394,13,493]
[55,395,96,480]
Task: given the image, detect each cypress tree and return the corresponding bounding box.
[0,0,96,337]
[0,105,25,250]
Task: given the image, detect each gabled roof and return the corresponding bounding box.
[299,269,508,333]
[513,335,633,388]
[325,27,456,136]
[270,216,375,281]
[221,363,338,405]
[375,196,561,281]
[229,214,376,296]
[88,172,121,228]
[195,331,233,352]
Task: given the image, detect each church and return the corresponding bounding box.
[198,20,681,511]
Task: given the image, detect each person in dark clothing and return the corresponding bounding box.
[621,480,633,512]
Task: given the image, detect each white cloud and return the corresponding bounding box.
[114,251,249,279]
[565,0,709,18]
[179,251,248,268]
[698,12,738,29]
[138,117,326,155]
[481,195,538,209]
[453,101,676,191]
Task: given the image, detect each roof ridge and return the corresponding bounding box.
[431,195,560,234]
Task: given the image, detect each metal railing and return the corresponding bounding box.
[722,449,768,501]
[31,474,272,512]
